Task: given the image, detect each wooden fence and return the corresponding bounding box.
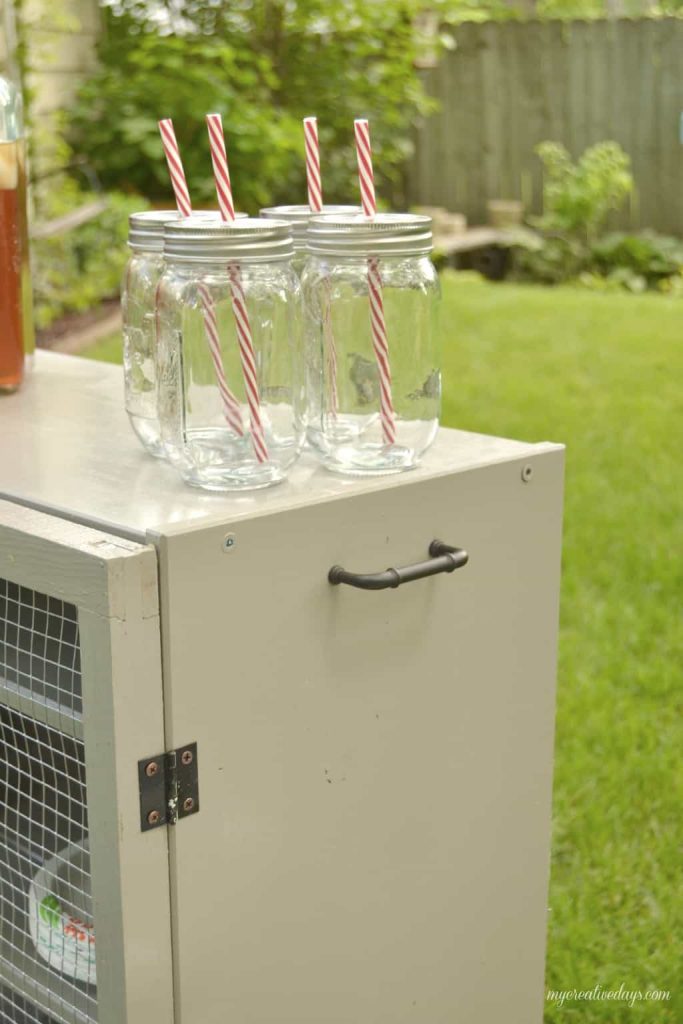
[408,18,683,236]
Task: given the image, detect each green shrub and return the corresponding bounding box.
[515,228,683,294]
[513,234,587,286]
[658,269,683,297]
[68,3,436,212]
[32,183,146,330]
[69,30,296,212]
[534,141,633,244]
[511,140,683,293]
[514,140,634,284]
[577,269,648,294]
[590,231,683,285]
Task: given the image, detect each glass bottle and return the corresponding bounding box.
[302,213,440,475]
[157,217,304,490]
[0,74,33,392]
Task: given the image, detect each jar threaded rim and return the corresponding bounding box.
[163,216,294,263]
[307,213,433,258]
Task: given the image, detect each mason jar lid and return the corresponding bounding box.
[128,210,246,253]
[307,212,433,258]
[163,217,294,263]
[259,205,360,250]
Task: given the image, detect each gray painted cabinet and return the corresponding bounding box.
[0,354,563,1024]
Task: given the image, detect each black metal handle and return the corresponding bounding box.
[328,540,468,591]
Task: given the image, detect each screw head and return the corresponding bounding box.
[145,761,159,777]
[182,797,195,813]
[147,809,161,826]
[181,750,193,766]
[223,533,236,552]
[521,464,533,483]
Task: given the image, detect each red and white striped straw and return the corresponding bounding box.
[303,116,323,213]
[158,119,192,217]
[206,113,269,462]
[227,266,268,463]
[206,112,235,222]
[366,259,395,444]
[354,119,396,445]
[197,283,244,436]
[158,118,243,435]
[354,118,377,218]
[304,117,339,419]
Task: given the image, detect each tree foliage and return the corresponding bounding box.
[69,1,439,211]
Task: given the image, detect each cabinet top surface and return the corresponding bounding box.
[0,352,558,541]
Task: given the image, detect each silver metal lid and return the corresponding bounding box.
[307,212,433,258]
[259,205,360,251]
[128,210,246,253]
[163,217,294,263]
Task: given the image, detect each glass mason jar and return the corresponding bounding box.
[122,210,244,457]
[157,218,304,491]
[259,205,358,275]
[302,213,440,475]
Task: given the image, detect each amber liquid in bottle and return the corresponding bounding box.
[0,139,26,392]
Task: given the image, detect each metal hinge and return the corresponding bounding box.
[138,742,199,832]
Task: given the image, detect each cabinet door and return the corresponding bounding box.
[158,447,563,1024]
[0,501,173,1024]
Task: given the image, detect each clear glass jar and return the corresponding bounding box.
[302,213,440,475]
[157,218,304,491]
[260,205,358,275]
[122,210,243,457]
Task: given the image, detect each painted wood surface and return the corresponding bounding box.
[0,500,174,1024]
[0,352,550,542]
[160,449,564,1024]
[409,18,683,236]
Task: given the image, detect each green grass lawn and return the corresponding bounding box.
[81,331,124,363]
[83,273,682,1021]
[439,274,682,1023]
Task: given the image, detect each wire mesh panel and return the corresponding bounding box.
[0,986,57,1024]
[0,580,82,720]
[0,578,96,1023]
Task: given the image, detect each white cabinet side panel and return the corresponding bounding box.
[158,449,564,1024]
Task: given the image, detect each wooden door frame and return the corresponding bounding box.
[0,499,173,1024]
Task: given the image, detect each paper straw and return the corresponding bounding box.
[304,117,338,419]
[303,116,323,212]
[197,283,245,436]
[354,119,396,445]
[206,112,235,222]
[227,265,268,463]
[206,113,268,462]
[158,119,192,217]
[157,118,244,436]
[354,118,377,218]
